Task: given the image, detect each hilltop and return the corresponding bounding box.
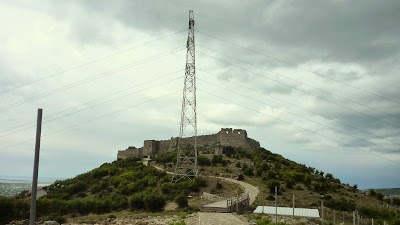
[1,144,400,225]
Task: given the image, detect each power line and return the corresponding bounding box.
[196,30,400,106]
[0,46,185,112]
[198,88,400,166]
[0,70,183,135]
[197,76,400,154]
[0,90,181,152]
[198,67,400,147]
[196,44,400,121]
[0,73,183,139]
[0,29,187,96]
[196,50,400,130]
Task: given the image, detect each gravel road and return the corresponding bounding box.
[185,212,249,225]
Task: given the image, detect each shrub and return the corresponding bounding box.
[285,179,295,189]
[211,155,223,165]
[376,192,384,201]
[197,156,211,166]
[244,167,254,176]
[216,182,223,190]
[174,193,188,208]
[325,197,356,211]
[266,195,275,201]
[267,179,281,195]
[143,192,166,212]
[129,193,145,210]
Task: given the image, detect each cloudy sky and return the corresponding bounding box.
[1,0,399,189]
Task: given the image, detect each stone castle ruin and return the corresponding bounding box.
[117,128,260,159]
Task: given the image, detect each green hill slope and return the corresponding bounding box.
[1,148,399,225]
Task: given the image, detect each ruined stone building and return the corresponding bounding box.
[117,128,260,159]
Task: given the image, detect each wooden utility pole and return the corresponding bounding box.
[29,109,43,225]
[353,211,355,225]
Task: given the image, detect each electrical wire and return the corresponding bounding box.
[197,76,400,154]
[0,90,181,152]
[0,29,187,96]
[198,67,400,147]
[196,44,400,121]
[196,30,400,106]
[198,88,400,166]
[0,73,183,139]
[0,46,185,112]
[196,50,400,130]
[0,70,183,135]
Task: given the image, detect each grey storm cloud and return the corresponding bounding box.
[65,0,400,65]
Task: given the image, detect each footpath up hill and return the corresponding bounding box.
[1,148,399,225]
[154,148,400,223]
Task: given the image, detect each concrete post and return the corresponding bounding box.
[275,186,278,225]
[321,201,324,225]
[334,210,336,224]
[293,194,295,217]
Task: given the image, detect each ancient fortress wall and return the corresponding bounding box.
[117,128,260,159]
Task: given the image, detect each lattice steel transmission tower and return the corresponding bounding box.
[172,10,198,183]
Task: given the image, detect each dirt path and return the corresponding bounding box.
[213,176,259,205]
[151,164,260,205]
[185,212,249,225]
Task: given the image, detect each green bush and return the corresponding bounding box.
[244,167,254,176]
[390,218,400,225]
[174,193,188,208]
[255,217,271,225]
[143,191,166,212]
[267,179,281,194]
[197,155,211,166]
[216,182,223,190]
[325,197,356,211]
[169,221,186,225]
[376,192,384,201]
[285,178,295,189]
[211,155,223,165]
[129,193,145,211]
[359,206,397,220]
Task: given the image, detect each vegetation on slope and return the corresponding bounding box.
[155,147,400,224]
[0,157,207,224]
[1,147,399,225]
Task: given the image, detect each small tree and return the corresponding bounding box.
[197,156,211,166]
[285,179,295,189]
[129,193,144,211]
[376,192,384,201]
[267,179,281,194]
[143,192,165,212]
[216,181,223,190]
[174,193,188,208]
